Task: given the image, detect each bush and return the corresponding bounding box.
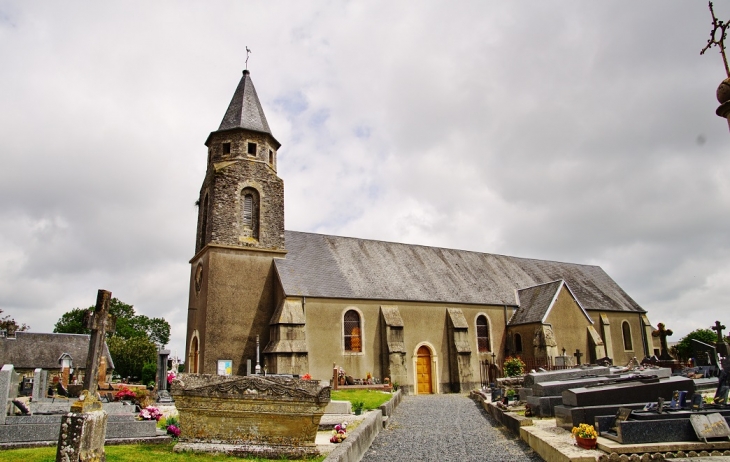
[503,356,526,377]
[141,362,156,386]
[675,329,718,360]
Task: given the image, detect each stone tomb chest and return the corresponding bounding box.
[171,374,330,447]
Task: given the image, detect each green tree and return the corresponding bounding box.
[53,298,170,346]
[0,309,29,335]
[107,336,158,381]
[675,328,718,360]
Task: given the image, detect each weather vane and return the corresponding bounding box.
[701,2,730,77]
[245,46,252,70]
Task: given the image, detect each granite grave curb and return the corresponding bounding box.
[322,389,401,461]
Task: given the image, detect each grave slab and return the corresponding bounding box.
[562,375,695,407]
[522,366,610,386]
[525,395,563,417]
[596,413,730,445]
[533,369,672,397]
[554,402,647,429]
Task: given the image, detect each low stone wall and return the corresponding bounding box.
[323,409,382,462]
[378,389,402,424]
[323,388,403,462]
[470,391,532,435]
[0,414,158,443]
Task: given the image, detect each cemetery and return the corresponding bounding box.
[472,318,730,461]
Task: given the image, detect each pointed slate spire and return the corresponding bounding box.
[218,70,272,135]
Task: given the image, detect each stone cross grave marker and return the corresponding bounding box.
[56,289,117,462]
[713,321,726,342]
[574,349,583,366]
[712,321,729,357]
[81,290,116,396]
[652,323,674,360]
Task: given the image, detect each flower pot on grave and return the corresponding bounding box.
[354,409,362,415]
[575,436,597,450]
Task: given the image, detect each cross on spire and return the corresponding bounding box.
[574,349,583,366]
[245,46,252,70]
[712,320,726,343]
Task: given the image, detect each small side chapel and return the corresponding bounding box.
[185,69,660,393]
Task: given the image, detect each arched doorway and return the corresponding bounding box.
[189,335,199,373]
[416,345,433,394]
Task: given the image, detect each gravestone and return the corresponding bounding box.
[691,339,719,367]
[713,320,729,358]
[574,349,583,366]
[651,323,674,361]
[32,368,48,402]
[690,413,730,442]
[156,349,173,403]
[56,289,117,462]
[0,364,19,424]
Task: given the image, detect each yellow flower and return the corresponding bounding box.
[571,423,597,439]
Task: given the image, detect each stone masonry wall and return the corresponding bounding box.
[196,129,285,253]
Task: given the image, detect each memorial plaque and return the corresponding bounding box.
[690,413,730,442]
[691,393,703,411]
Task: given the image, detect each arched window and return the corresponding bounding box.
[199,194,209,250]
[241,187,259,239]
[476,315,490,353]
[622,321,633,350]
[344,310,362,352]
[515,333,523,353]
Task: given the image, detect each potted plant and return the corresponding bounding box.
[353,401,364,415]
[571,423,598,449]
[505,388,517,402]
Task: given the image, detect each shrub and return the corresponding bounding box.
[141,362,156,386]
[503,356,526,377]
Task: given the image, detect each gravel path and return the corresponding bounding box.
[361,394,543,462]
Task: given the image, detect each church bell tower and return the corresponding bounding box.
[185,69,286,375]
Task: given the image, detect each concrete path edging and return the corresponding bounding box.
[323,409,382,462]
[323,389,402,462]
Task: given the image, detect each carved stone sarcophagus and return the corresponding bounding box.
[171,374,330,446]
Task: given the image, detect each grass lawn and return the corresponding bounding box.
[0,443,325,462]
[330,389,393,410]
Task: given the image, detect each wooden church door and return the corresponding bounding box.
[416,345,432,394]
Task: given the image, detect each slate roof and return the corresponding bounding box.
[274,231,645,313]
[0,332,115,371]
[217,70,273,136]
[510,280,563,325]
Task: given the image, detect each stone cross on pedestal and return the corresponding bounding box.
[81,290,116,396]
[57,289,117,462]
[652,322,674,361]
[713,320,729,358]
[713,321,726,343]
[574,349,583,366]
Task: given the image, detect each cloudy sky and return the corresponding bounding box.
[1,1,729,359]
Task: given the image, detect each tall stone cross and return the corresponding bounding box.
[652,322,674,361]
[81,290,116,396]
[712,321,726,343]
[574,349,583,366]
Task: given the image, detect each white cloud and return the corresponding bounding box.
[1,1,730,358]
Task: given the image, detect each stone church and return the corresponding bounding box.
[185,70,659,394]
